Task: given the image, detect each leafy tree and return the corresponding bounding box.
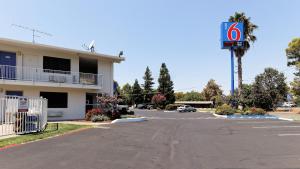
[202,79,223,105]
[157,63,175,105]
[182,91,204,101]
[113,81,121,96]
[286,38,300,77]
[286,38,300,105]
[291,77,300,97]
[229,84,254,108]
[120,83,133,105]
[151,93,166,109]
[252,68,288,110]
[175,92,185,101]
[132,79,144,105]
[229,12,258,96]
[142,66,155,103]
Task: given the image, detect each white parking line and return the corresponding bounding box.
[237,121,288,124]
[253,126,300,129]
[145,117,218,120]
[278,133,300,136]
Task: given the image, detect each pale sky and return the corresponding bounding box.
[0,0,297,94]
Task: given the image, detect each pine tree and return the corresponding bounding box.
[157,63,175,105]
[120,83,133,105]
[143,66,154,103]
[132,79,144,105]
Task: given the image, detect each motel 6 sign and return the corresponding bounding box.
[221,22,244,49]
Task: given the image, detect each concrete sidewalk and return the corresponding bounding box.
[48,121,111,126]
[269,111,300,121]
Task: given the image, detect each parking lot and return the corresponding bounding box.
[1,110,300,169]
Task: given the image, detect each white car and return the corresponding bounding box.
[177,105,197,112]
[282,102,296,107]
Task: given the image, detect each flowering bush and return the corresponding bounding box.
[97,96,121,120]
[85,108,104,121]
[152,93,166,108]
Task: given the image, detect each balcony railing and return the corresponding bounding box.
[0,65,103,88]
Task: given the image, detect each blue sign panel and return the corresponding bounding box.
[221,22,244,49]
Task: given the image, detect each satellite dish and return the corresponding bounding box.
[118,51,123,57]
[88,40,95,52]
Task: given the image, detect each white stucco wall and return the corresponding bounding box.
[0,84,94,120]
[0,42,117,120]
[0,44,114,94]
[98,59,114,96]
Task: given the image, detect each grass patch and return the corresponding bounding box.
[0,123,89,148]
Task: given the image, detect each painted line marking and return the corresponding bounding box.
[237,121,289,124]
[145,117,219,120]
[278,133,300,136]
[253,126,300,129]
[93,126,110,129]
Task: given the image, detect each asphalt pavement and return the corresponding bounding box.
[1,110,300,169]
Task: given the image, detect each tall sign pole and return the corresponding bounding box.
[230,47,234,96]
[220,22,244,97]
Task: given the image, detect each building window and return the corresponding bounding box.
[40,92,68,108]
[43,56,71,74]
[6,91,23,96]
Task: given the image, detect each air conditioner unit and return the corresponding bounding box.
[49,75,66,83]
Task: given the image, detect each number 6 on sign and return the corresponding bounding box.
[220,22,244,49]
[227,23,241,41]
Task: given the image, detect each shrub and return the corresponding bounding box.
[108,111,121,120]
[91,115,110,122]
[165,104,181,110]
[127,111,135,115]
[215,104,236,115]
[242,107,267,115]
[152,93,166,109]
[85,108,104,121]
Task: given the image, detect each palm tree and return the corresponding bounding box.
[229,12,258,96]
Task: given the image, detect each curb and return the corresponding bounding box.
[111,117,147,124]
[164,110,177,113]
[212,113,227,118]
[278,117,294,122]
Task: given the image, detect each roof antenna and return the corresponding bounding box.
[11,24,52,43]
[82,40,96,53]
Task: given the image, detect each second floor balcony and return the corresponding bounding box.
[0,64,103,89]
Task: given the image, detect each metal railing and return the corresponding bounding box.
[0,64,103,87]
[0,96,48,136]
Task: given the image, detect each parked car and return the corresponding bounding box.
[177,105,197,112]
[117,104,129,114]
[146,104,154,110]
[137,104,147,109]
[282,102,296,107]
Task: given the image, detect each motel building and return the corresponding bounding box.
[0,38,124,120]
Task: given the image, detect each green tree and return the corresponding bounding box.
[202,79,223,104]
[182,91,204,101]
[143,66,155,103]
[113,81,120,96]
[120,83,133,105]
[132,79,144,105]
[157,63,175,105]
[229,84,254,108]
[286,38,300,77]
[252,68,288,110]
[229,12,258,96]
[175,92,185,101]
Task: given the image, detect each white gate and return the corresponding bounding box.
[0,96,48,136]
